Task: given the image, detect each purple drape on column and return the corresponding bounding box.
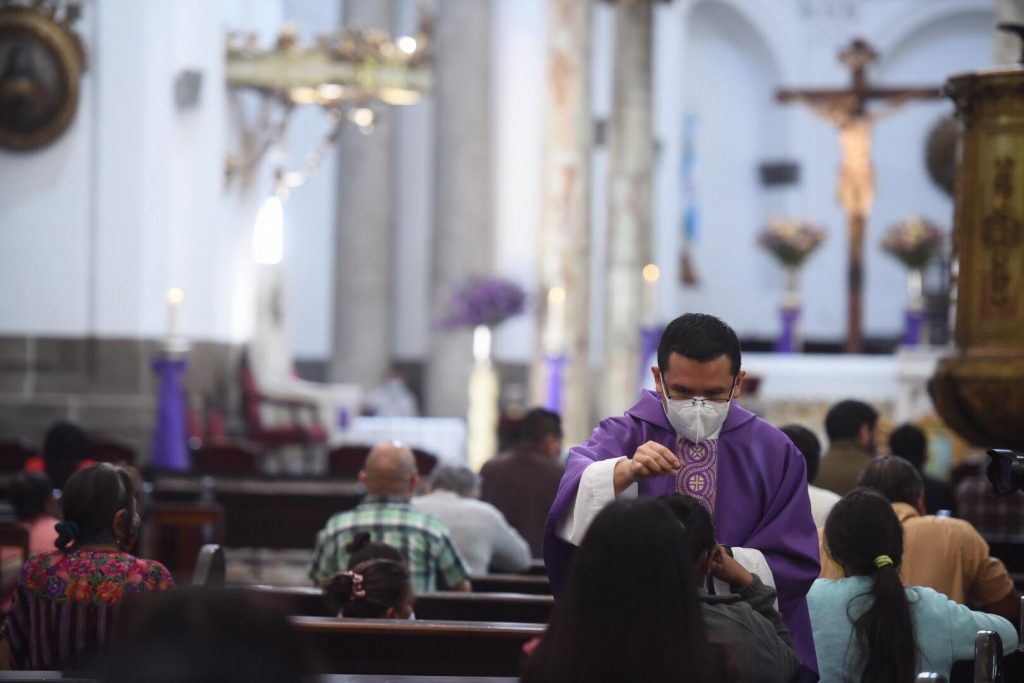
[903,309,925,346]
[150,355,189,471]
[640,325,664,379]
[775,308,800,353]
[544,355,567,414]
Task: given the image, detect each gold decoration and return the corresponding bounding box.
[981,157,1021,308]
[0,3,84,151]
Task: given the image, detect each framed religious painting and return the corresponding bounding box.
[0,4,84,151]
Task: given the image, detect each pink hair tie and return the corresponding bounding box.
[346,571,366,599]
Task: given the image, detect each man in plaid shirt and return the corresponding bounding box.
[308,442,472,592]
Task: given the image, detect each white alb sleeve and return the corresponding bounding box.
[555,457,638,546]
[712,547,778,609]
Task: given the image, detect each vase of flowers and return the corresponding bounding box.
[439,276,527,470]
[758,219,827,352]
[882,216,944,346]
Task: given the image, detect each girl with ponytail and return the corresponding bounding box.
[324,558,413,619]
[809,488,1017,682]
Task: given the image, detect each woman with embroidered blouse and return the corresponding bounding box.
[1,463,174,670]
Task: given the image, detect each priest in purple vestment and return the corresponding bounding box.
[544,313,820,677]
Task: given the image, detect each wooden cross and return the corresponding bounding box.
[777,39,942,353]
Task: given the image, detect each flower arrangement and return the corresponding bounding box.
[757,219,827,268]
[439,276,528,330]
[881,216,944,270]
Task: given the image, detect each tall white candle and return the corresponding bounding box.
[545,286,566,355]
[166,288,184,340]
[642,264,660,327]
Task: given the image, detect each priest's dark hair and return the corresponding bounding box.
[657,313,741,376]
[888,424,928,470]
[780,424,822,483]
[521,498,721,683]
[824,399,878,441]
[823,488,917,683]
[857,455,924,508]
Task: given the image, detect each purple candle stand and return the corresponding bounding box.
[544,354,567,414]
[775,307,800,353]
[903,309,925,347]
[150,354,190,471]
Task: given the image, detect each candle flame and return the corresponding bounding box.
[642,264,660,283]
[548,287,566,304]
[167,288,184,304]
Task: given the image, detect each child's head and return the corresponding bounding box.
[324,558,413,619]
[9,471,55,521]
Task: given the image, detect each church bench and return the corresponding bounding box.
[0,675,516,683]
[290,617,544,676]
[244,585,554,623]
[469,574,550,595]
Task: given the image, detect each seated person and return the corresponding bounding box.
[8,472,59,554]
[815,399,878,496]
[809,488,1017,683]
[662,494,799,683]
[1,463,174,670]
[413,466,531,574]
[308,442,471,592]
[780,424,839,528]
[521,498,723,683]
[889,423,956,515]
[103,588,308,683]
[323,558,414,619]
[822,455,1020,622]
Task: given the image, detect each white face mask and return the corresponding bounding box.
[662,391,733,443]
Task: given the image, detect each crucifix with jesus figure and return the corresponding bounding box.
[777,39,942,353]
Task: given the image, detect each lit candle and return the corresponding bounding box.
[545,286,566,356]
[642,263,660,327]
[166,287,184,341]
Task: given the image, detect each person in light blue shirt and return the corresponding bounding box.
[808,488,1017,683]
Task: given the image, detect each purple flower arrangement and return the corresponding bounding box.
[758,219,827,268]
[439,276,528,330]
[881,216,944,270]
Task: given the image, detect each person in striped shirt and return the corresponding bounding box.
[308,442,471,592]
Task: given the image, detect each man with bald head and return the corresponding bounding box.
[308,442,471,592]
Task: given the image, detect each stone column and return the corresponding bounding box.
[996,0,1024,65]
[602,1,654,417]
[424,0,493,417]
[329,1,393,388]
[531,0,593,445]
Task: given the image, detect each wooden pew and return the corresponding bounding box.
[290,617,544,676]
[243,585,554,623]
[0,675,517,683]
[470,574,550,595]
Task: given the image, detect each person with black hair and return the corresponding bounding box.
[661,494,800,683]
[522,498,722,683]
[780,424,839,527]
[481,407,564,557]
[809,487,1016,682]
[816,399,879,496]
[324,558,414,619]
[889,423,956,515]
[828,455,1019,622]
[545,312,819,677]
[1,463,173,670]
[8,471,59,555]
[102,588,309,683]
[41,421,90,491]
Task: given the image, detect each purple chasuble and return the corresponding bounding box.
[543,390,821,676]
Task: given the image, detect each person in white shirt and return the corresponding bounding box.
[413,466,531,575]
[780,424,840,528]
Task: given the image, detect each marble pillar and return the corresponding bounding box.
[997,1,1024,65]
[329,1,393,389]
[531,0,593,445]
[602,1,654,418]
[424,0,493,417]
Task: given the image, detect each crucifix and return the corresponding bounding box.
[777,39,941,352]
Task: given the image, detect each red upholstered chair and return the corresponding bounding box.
[191,441,263,476]
[0,440,33,473]
[239,352,326,461]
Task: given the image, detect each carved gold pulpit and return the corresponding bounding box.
[930,63,1024,450]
